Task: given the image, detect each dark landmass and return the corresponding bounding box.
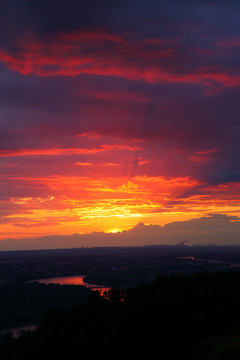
[0,283,90,331]
[1,245,240,286]
[1,271,240,359]
[1,245,240,334]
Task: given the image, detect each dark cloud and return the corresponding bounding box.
[0,63,240,184]
[0,214,240,250]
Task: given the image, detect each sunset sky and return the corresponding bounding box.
[0,0,240,247]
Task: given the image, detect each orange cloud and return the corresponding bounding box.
[0,174,239,240]
[0,144,141,157]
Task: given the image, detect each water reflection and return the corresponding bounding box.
[1,276,109,340]
[31,275,109,294]
[0,324,37,339]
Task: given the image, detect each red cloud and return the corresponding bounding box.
[1,31,239,89]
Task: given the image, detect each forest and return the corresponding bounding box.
[1,271,240,359]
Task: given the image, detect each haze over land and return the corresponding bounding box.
[0,1,240,248]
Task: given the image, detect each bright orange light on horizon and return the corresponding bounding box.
[0,171,240,241]
[107,228,123,233]
[0,133,240,243]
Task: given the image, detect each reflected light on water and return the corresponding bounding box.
[32,275,110,294]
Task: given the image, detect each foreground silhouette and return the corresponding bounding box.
[1,271,240,359]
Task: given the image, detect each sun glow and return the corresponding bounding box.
[107,228,122,233]
[0,173,239,240]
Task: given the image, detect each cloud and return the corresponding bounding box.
[0,29,239,92]
[0,214,240,250]
[0,1,240,240]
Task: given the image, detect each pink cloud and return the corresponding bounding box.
[0,31,239,90]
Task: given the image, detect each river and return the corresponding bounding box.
[0,324,38,340]
[0,275,109,339]
[29,275,109,293]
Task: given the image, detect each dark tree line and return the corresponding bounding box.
[0,282,90,330]
[1,271,240,359]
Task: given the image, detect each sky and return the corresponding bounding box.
[0,0,240,249]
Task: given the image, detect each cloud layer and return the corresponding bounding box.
[0,214,240,250]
